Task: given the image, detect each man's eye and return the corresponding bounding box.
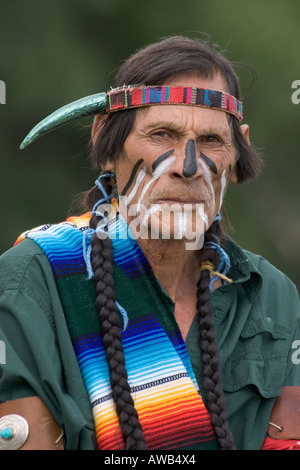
[152,130,172,139]
[200,134,221,143]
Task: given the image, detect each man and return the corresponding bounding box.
[0,36,299,450]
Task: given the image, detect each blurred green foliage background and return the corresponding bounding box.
[0,0,299,290]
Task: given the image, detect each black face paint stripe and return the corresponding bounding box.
[183,139,198,177]
[152,149,174,173]
[199,151,218,175]
[120,158,144,196]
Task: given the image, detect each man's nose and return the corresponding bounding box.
[182,139,198,177]
[170,139,202,179]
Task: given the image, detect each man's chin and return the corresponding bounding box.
[132,215,205,250]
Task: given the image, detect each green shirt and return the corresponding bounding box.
[0,237,299,450]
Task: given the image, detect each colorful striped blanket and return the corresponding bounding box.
[15,212,218,450]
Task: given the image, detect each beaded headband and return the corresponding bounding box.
[20,85,243,149]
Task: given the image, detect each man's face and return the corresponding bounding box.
[105,74,244,247]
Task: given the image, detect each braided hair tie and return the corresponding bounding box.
[82,173,129,331]
[91,172,115,215]
[200,261,233,287]
[83,173,115,279]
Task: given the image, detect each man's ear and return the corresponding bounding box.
[229,123,250,185]
[91,114,107,145]
[240,123,250,145]
[91,114,116,171]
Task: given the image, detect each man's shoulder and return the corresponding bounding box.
[0,239,50,291]
[1,238,46,268]
[225,238,300,346]
[226,237,297,289]
[239,245,299,324]
[226,237,299,311]
[245,248,297,292]
[0,212,92,292]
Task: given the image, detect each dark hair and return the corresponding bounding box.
[86,35,263,450]
[90,176,147,450]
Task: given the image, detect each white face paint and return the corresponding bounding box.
[198,204,208,231]
[120,154,208,245]
[198,157,215,211]
[176,210,187,239]
[119,155,179,239]
[124,166,147,207]
[118,147,229,249]
[140,201,204,247]
[118,149,226,248]
[136,155,176,212]
[219,169,227,211]
[141,203,163,227]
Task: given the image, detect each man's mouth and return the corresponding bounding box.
[154,198,207,207]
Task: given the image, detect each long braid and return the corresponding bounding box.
[197,220,236,450]
[89,174,147,450]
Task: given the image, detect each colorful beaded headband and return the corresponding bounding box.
[107,86,243,121]
[20,85,243,149]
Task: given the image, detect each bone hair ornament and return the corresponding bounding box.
[19,85,243,150]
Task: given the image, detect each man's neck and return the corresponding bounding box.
[137,237,200,301]
[136,237,221,341]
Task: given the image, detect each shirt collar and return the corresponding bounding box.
[223,236,263,302]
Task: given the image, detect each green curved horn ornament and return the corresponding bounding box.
[20,92,107,149]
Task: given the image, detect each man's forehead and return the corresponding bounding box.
[133,104,232,135]
[165,71,229,92]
